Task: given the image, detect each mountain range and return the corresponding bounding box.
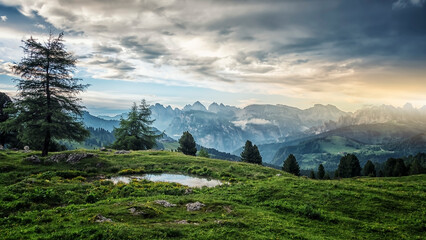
[83,102,426,169]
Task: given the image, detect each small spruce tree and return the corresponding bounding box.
[198,148,210,158]
[318,164,325,179]
[324,172,331,180]
[363,160,376,177]
[240,140,262,165]
[409,159,425,175]
[282,154,300,176]
[178,131,197,156]
[337,154,361,178]
[310,170,316,179]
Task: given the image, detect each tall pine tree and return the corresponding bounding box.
[11,33,89,156]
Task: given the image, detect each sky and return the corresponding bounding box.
[0,0,425,116]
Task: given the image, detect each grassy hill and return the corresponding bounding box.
[0,150,424,239]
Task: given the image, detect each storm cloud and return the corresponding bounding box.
[0,0,425,110]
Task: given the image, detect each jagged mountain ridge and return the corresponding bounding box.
[93,102,426,157]
[148,102,348,152]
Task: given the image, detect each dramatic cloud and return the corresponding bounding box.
[0,0,425,111]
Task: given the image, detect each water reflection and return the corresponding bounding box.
[108,173,222,188]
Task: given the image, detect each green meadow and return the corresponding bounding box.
[0,150,424,239]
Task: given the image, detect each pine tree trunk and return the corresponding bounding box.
[42,128,50,156]
[42,58,51,157]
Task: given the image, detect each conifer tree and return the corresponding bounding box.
[112,100,161,150]
[363,160,376,177]
[324,172,331,180]
[310,170,316,179]
[409,159,425,175]
[282,154,300,176]
[0,92,12,147]
[178,131,197,156]
[10,33,89,156]
[318,164,325,179]
[337,154,361,178]
[198,148,210,158]
[240,140,262,165]
[384,158,407,177]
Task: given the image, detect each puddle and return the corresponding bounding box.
[108,173,222,188]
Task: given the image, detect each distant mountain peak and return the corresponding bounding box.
[403,102,414,110]
[183,101,207,112]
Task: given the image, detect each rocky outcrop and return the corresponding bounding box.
[94,214,112,223]
[115,150,131,154]
[48,153,97,164]
[154,200,177,207]
[186,202,205,211]
[24,155,40,164]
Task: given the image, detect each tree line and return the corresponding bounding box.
[282,153,425,179]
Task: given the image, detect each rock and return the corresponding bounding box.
[100,147,107,151]
[129,207,143,215]
[186,201,205,211]
[223,206,232,213]
[66,153,97,164]
[115,150,131,154]
[0,145,3,150]
[48,153,97,164]
[24,155,40,164]
[23,146,30,152]
[154,200,177,207]
[175,220,189,224]
[174,220,199,225]
[48,154,67,163]
[94,214,112,223]
[276,174,282,177]
[184,188,193,195]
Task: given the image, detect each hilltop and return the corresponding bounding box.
[0,150,424,239]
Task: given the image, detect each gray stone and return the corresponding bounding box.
[25,155,40,164]
[115,150,131,154]
[48,154,67,163]
[94,214,112,223]
[186,201,205,211]
[154,200,177,207]
[176,220,189,224]
[0,145,3,150]
[128,207,147,216]
[100,147,107,151]
[276,174,282,177]
[184,188,193,194]
[23,146,30,152]
[66,153,97,164]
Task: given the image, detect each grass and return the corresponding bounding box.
[0,149,425,239]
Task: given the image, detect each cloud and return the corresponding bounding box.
[0,0,425,109]
[393,0,425,9]
[0,15,7,21]
[232,118,272,130]
[34,23,46,29]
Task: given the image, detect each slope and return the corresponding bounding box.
[0,150,424,239]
